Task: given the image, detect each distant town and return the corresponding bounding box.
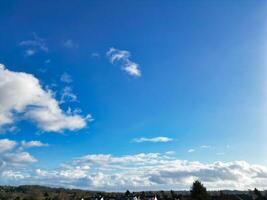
[0,181,266,200]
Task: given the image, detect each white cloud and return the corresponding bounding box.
[107,48,130,64]
[133,137,173,143]
[106,48,141,77]
[188,149,195,153]
[0,139,17,153]
[60,72,73,83]
[165,151,176,155]
[1,152,266,191]
[200,145,211,149]
[0,138,46,167]
[2,170,28,180]
[4,152,37,164]
[123,62,141,77]
[0,64,90,132]
[25,49,35,56]
[21,140,48,149]
[20,33,48,54]
[60,86,77,104]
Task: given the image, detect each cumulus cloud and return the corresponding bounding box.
[2,170,29,180]
[0,138,49,183]
[0,139,17,153]
[106,48,141,77]
[0,138,44,167]
[133,137,173,143]
[4,152,37,164]
[0,64,90,132]
[19,33,48,54]
[0,138,46,184]
[1,152,266,191]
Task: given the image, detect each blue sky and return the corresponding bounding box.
[0,0,267,191]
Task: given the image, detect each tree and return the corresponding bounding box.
[254,188,267,200]
[125,190,131,197]
[140,191,145,199]
[254,188,262,198]
[190,180,210,200]
[171,190,176,199]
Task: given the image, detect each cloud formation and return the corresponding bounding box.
[200,145,211,149]
[188,149,195,153]
[0,139,43,165]
[0,151,267,191]
[0,138,47,183]
[60,86,77,104]
[133,137,173,143]
[0,64,90,132]
[25,49,35,57]
[60,72,73,83]
[0,139,17,153]
[19,33,48,55]
[106,48,141,77]
[21,140,48,149]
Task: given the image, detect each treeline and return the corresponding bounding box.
[0,181,266,200]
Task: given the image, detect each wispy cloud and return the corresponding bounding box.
[60,72,73,83]
[91,52,100,58]
[133,137,173,143]
[165,151,176,155]
[25,49,35,56]
[21,141,48,149]
[106,48,141,77]
[200,145,211,149]
[59,73,78,104]
[63,39,78,48]
[20,33,48,54]
[60,86,77,104]
[188,149,195,153]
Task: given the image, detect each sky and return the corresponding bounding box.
[0,0,267,191]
